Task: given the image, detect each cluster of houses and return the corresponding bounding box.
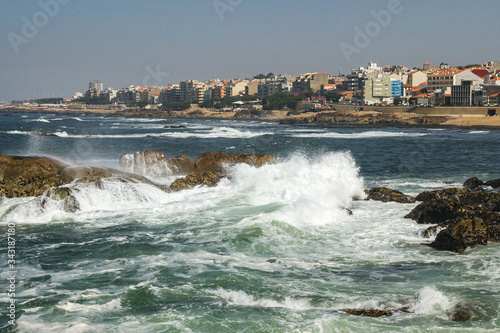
[75,61,500,110]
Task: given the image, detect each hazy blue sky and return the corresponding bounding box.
[1,0,499,101]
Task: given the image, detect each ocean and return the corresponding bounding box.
[1,112,499,332]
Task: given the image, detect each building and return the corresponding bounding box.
[362,74,392,104]
[245,81,260,96]
[160,85,181,104]
[391,79,403,98]
[89,80,103,93]
[180,80,199,102]
[427,69,481,93]
[346,72,364,92]
[451,80,483,106]
[404,71,427,87]
[292,73,329,93]
[211,85,226,100]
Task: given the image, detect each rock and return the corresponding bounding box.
[364,187,416,203]
[342,309,393,317]
[405,199,471,224]
[420,225,438,238]
[193,152,276,173]
[169,172,225,192]
[463,177,484,190]
[166,155,195,175]
[485,178,500,189]
[451,310,471,322]
[119,150,193,177]
[415,188,470,202]
[0,155,67,197]
[430,217,487,253]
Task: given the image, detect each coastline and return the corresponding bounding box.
[1,106,500,130]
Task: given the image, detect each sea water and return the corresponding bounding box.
[0,113,499,332]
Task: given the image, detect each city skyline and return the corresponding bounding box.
[1,0,499,101]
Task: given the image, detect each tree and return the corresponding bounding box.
[393,97,403,106]
[262,92,301,110]
[325,91,341,103]
[266,72,275,78]
[253,74,266,79]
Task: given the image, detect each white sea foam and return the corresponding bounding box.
[210,288,312,310]
[56,298,122,314]
[468,130,490,134]
[410,286,457,317]
[31,118,50,123]
[290,131,428,139]
[226,152,365,227]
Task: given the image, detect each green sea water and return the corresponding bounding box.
[1,113,499,332]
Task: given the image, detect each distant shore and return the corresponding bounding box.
[1,106,500,129]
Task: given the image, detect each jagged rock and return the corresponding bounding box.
[119,150,194,177]
[451,310,471,322]
[0,155,67,197]
[364,187,416,203]
[194,152,276,173]
[342,309,393,317]
[420,225,439,238]
[415,188,470,202]
[405,199,472,224]
[463,177,484,190]
[169,172,225,192]
[430,217,487,253]
[485,178,500,189]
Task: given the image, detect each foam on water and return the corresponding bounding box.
[210,288,313,310]
[290,131,428,139]
[410,286,457,317]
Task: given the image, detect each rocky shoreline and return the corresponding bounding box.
[2,151,498,256]
[1,152,498,321]
[2,107,500,130]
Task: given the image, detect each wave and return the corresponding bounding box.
[31,118,51,123]
[0,152,363,226]
[290,131,428,139]
[468,130,490,134]
[225,152,364,227]
[2,127,271,139]
[209,288,313,310]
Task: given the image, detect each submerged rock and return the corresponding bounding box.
[365,187,416,203]
[342,309,393,317]
[451,310,471,322]
[430,217,487,253]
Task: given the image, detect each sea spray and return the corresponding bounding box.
[226,152,365,227]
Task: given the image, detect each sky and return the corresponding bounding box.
[1,0,499,101]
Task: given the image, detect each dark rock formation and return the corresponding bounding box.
[463,177,484,190]
[342,309,393,317]
[170,172,225,192]
[451,310,471,322]
[408,185,500,252]
[193,152,276,173]
[430,217,487,253]
[365,187,416,203]
[0,155,163,199]
[415,188,470,202]
[485,178,500,190]
[0,155,67,197]
[405,199,471,224]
